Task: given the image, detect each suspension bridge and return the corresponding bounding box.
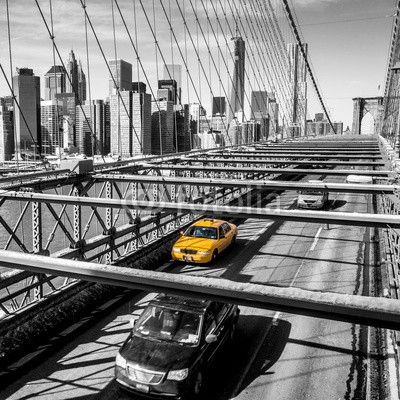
[0,0,400,399]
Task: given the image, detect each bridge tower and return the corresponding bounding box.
[352,97,384,135]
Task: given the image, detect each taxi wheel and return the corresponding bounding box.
[231,235,237,247]
[211,249,218,263]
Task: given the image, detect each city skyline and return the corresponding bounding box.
[0,0,392,129]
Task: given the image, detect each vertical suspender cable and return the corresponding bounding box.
[6,0,19,171]
[83,0,94,155]
[152,0,163,155]
[111,0,121,155]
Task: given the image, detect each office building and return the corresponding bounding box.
[132,82,147,93]
[307,113,343,136]
[176,104,192,152]
[151,99,174,154]
[13,68,41,157]
[76,99,110,156]
[158,80,178,104]
[110,90,151,157]
[0,97,14,161]
[250,91,269,119]
[41,100,63,155]
[44,65,66,100]
[77,60,86,103]
[163,64,182,105]
[228,37,245,124]
[212,96,226,116]
[108,59,132,96]
[65,50,79,98]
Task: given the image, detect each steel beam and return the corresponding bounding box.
[0,250,399,330]
[93,174,396,195]
[137,164,392,177]
[213,153,383,160]
[0,190,399,228]
[178,157,385,167]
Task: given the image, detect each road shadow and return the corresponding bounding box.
[200,316,291,400]
[328,199,347,210]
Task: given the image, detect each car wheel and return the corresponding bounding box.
[211,249,218,264]
[231,235,236,247]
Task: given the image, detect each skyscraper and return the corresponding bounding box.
[77,60,86,102]
[250,91,269,119]
[151,99,174,154]
[163,64,182,105]
[76,100,109,156]
[228,37,245,124]
[108,59,132,96]
[110,90,151,157]
[65,50,87,103]
[41,100,63,155]
[158,80,178,104]
[0,97,14,161]
[13,68,41,157]
[44,65,66,100]
[212,97,226,116]
[65,50,79,97]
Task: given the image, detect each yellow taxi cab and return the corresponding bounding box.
[171,218,238,264]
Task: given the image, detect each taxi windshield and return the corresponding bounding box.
[134,305,202,345]
[300,190,323,196]
[184,226,217,239]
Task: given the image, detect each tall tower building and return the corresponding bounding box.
[212,97,226,116]
[65,50,86,103]
[110,90,151,157]
[41,100,63,155]
[65,50,79,97]
[76,100,109,156]
[77,60,86,102]
[287,43,308,137]
[0,97,14,161]
[108,59,132,96]
[13,68,41,157]
[163,64,182,105]
[44,65,66,100]
[151,99,174,154]
[158,80,178,104]
[250,91,269,119]
[228,37,245,124]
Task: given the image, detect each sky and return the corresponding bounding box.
[0,0,397,130]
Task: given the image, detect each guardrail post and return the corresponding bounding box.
[152,183,159,241]
[105,180,113,264]
[131,181,138,252]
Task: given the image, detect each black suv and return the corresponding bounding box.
[115,293,240,399]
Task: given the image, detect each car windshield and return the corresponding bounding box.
[133,305,202,345]
[184,226,217,239]
[300,190,323,196]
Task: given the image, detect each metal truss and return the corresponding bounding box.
[1,250,399,331]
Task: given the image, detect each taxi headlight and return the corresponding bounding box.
[172,247,181,253]
[197,250,211,255]
[115,352,127,369]
[167,368,189,381]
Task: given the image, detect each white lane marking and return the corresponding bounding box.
[310,226,323,251]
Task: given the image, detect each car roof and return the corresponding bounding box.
[191,218,226,228]
[151,293,211,313]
